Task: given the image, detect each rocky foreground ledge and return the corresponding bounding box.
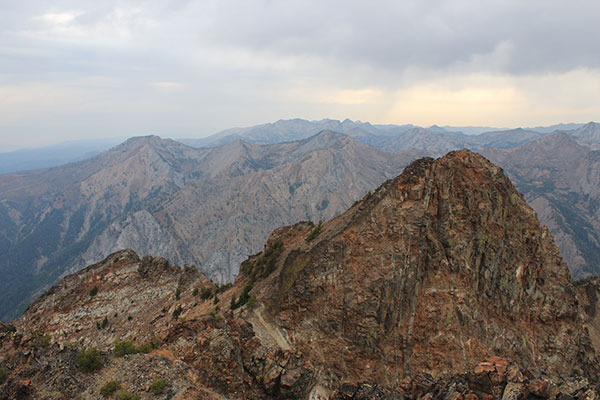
[332,357,598,399]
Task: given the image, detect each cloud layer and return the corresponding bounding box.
[1,0,599,149]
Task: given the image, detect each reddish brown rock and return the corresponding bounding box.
[249,150,597,391]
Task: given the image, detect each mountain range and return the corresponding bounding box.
[0,151,598,399]
[181,119,600,281]
[178,118,589,152]
[0,119,590,174]
[1,119,599,323]
[0,131,419,321]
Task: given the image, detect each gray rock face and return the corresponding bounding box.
[482,133,600,279]
[74,210,183,276]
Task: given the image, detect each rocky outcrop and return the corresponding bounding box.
[331,357,600,400]
[248,150,597,389]
[0,151,597,399]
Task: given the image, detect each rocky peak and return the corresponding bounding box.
[293,130,352,152]
[112,135,190,156]
[404,126,432,136]
[572,121,600,142]
[113,135,164,154]
[240,149,596,385]
[122,134,162,145]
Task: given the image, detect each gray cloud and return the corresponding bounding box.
[200,0,600,74]
[4,1,599,78]
[0,0,599,149]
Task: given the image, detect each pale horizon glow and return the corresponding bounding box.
[1,1,599,150]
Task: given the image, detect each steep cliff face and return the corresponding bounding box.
[482,133,600,279]
[0,151,597,400]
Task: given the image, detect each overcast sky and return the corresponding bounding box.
[1,0,599,150]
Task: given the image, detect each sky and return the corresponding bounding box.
[1,0,599,150]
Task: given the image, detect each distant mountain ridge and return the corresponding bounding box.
[1,120,589,174]
[571,121,600,148]
[178,118,591,151]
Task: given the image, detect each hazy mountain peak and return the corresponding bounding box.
[505,132,584,159]
[308,129,348,141]
[292,129,352,154]
[571,121,600,143]
[121,134,162,145]
[113,135,169,154]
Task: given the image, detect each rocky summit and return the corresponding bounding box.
[1,150,598,399]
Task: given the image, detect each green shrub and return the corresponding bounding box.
[89,286,98,297]
[200,287,212,300]
[76,347,103,372]
[230,282,253,310]
[215,283,232,294]
[305,220,323,241]
[114,338,159,356]
[175,288,180,300]
[136,340,158,354]
[240,238,283,279]
[116,389,139,400]
[113,341,137,356]
[100,380,120,396]
[30,330,50,348]
[150,377,166,395]
[192,288,199,296]
[172,305,183,318]
[231,238,285,310]
[0,366,8,385]
[40,332,51,347]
